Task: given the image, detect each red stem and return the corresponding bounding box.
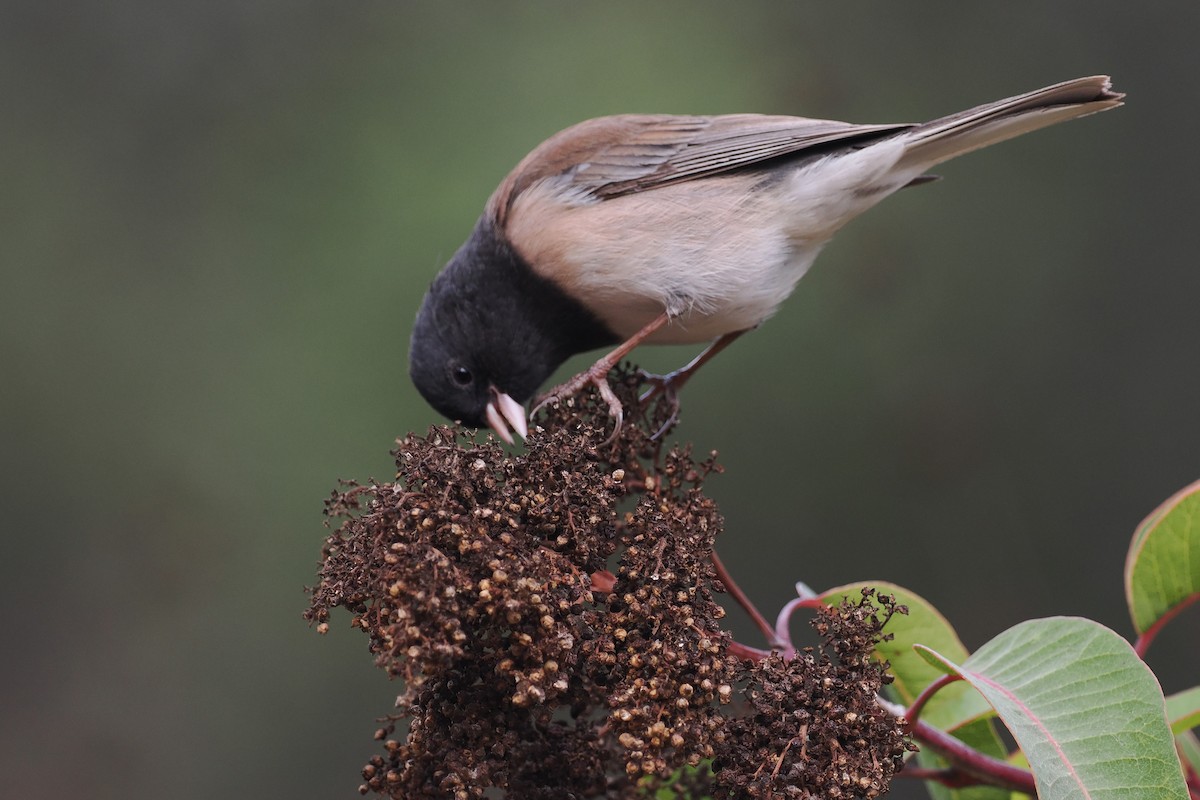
[711,548,781,648]
[1185,754,1200,798]
[905,673,962,730]
[727,640,772,661]
[896,766,985,788]
[774,595,822,657]
[906,718,1037,794]
[1133,591,1199,658]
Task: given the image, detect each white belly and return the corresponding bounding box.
[597,241,823,344]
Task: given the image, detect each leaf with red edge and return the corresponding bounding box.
[916,617,1188,800]
[1125,479,1200,638]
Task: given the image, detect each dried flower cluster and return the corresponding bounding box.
[720,589,911,798]
[307,370,910,798]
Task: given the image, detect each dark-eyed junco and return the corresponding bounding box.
[410,76,1122,443]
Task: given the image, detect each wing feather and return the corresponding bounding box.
[488,113,912,223]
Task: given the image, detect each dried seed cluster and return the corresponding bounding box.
[720,589,912,798]
[307,370,910,798]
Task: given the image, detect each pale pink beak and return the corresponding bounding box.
[484,386,528,445]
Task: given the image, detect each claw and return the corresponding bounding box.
[637,369,683,441]
[529,311,674,443]
[532,366,625,443]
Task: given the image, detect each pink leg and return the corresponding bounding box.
[641,329,748,401]
[531,311,672,434]
[639,328,749,437]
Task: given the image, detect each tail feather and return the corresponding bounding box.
[900,75,1124,170]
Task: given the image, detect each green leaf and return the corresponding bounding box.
[1165,686,1200,735]
[1125,479,1200,635]
[649,762,712,799]
[919,617,1188,800]
[1175,730,1200,778]
[820,583,1007,800]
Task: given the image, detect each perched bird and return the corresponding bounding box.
[410,76,1122,443]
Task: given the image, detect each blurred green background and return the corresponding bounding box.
[3,2,1197,798]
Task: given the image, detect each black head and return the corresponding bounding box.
[409,217,616,427]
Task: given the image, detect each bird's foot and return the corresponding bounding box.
[531,362,625,442]
[636,369,684,440]
[529,311,673,444]
[637,328,751,439]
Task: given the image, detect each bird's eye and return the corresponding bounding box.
[451,365,473,386]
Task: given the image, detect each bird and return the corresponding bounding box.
[409,76,1123,444]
